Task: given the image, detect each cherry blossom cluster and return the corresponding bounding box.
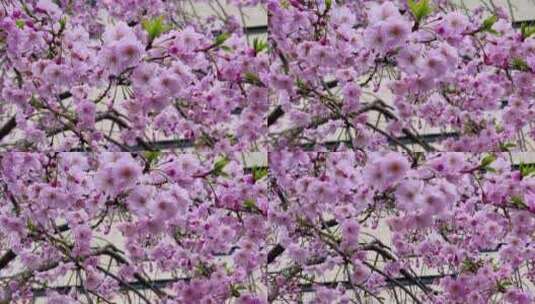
[0,152,268,303]
[0,0,267,152]
[268,0,535,151]
[268,151,535,303]
[1,0,535,303]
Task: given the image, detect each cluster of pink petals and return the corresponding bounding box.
[0,152,267,303]
[0,0,534,304]
[0,0,267,152]
[268,0,535,152]
[269,151,535,303]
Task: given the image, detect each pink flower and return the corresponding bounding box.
[102,21,136,45]
[352,260,370,283]
[39,186,67,209]
[236,294,266,304]
[420,187,447,215]
[382,152,409,184]
[113,157,142,189]
[443,12,469,37]
[368,2,400,24]
[395,179,423,210]
[505,288,533,304]
[73,224,92,244]
[341,219,360,247]
[309,44,336,67]
[167,184,191,212]
[152,192,178,220]
[383,18,410,48]
[35,0,62,20]
[115,35,144,68]
[421,53,448,79]
[173,27,204,53]
[45,293,75,304]
[126,185,153,215]
[43,63,71,87]
[132,63,157,91]
[308,179,335,203]
[73,224,92,256]
[331,7,356,26]
[364,162,388,189]
[342,83,361,112]
[443,277,468,301]
[153,70,182,97]
[365,25,387,53]
[99,45,124,75]
[75,100,96,128]
[95,166,120,197]
[287,243,307,265]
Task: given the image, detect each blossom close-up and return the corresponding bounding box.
[1,1,535,304]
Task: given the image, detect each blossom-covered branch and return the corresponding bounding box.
[268,0,535,151]
[268,151,535,303]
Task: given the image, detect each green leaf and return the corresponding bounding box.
[243,199,256,210]
[325,0,332,11]
[142,16,168,41]
[143,151,160,166]
[252,167,268,182]
[15,19,25,29]
[511,57,529,71]
[214,32,231,47]
[482,15,498,33]
[499,142,516,152]
[510,196,526,208]
[59,16,67,32]
[496,279,512,293]
[26,220,37,232]
[519,163,535,177]
[461,258,483,273]
[520,22,535,38]
[212,156,230,177]
[295,78,310,94]
[195,262,213,277]
[252,37,268,53]
[480,154,496,169]
[244,72,264,86]
[230,285,241,297]
[407,0,432,23]
[29,96,42,109]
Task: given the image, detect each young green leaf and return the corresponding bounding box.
[252,37,268,53]
[510,196,526,208]
[212,156,230,177]
[325,0,332,11]
[496,279,512,293]
[244,72,264,86]
[15,19,25,29]
[214,32,231,47]
[482,15,498,33]
[499,142,516,152]
[142,16,168,41]
[408,0,432,24]
[59,17,67,32]
[243,199,256,210]
[143,151,161,166]
[480,154,496,169]
[252,166,268,182]
[521,23,535,38]
[511,58,529,71]
[519,163,535,177]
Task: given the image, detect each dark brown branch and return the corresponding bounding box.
[0,117,16,142]
[267,106,284,127]
[0,250,16,270]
